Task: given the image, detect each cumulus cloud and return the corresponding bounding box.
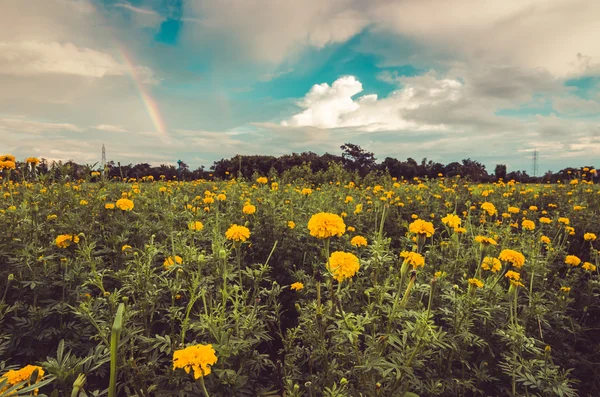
[282,74,460,131]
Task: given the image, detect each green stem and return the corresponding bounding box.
[199,376,211,397]
[108,303,125,397]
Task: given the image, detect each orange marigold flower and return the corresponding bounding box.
[400,251,425,269]
[499,249,525,268]
[225,224,251,242]
[350,235,368,247]
[564,255,581,267]
[408,219,434,237]
[307,212,345,239]
[481,257,502,273]
[328,251,360,282]
[290,282,304,291]
[173,344,218,379]
[115,198,134,211]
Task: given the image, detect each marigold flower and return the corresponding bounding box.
[243,204,256,214]
[188,221,204,231]
[454,227,467,234]
[0,160,16,170]
[400,251,425,269]
[522,219,535,231]
[287,221,296,229]
[225,224,251,242]
[353,203,363,214]
[47,214,57,220]
[350,235,368,247]
[564,255,581,267]
[105,203,115,209]
[1,364,45,394]
[172,343,218,379]
[481,257,502,273]
[481,202,497,216]
[307,212,345,239]
[122,244,132,251]
[25,157,40,165]
[582,262,597,272]
[301,188,313,196]
[475,236,498,245]
[56,234,80,248]
[164,255,183,269]
[408,219,434,237]
[328,251,360,282]
[290,282,304,291]
[584,233,597,241]
[468,278,484,288]
[203,197,215,205]
[560,286,571,293]
[347,226,355,232]
[0,154,16,162]
[116,198,134,211]
[217,193,226,201]
[256,177,268,184]
[505,270,521,281]
[558,217,570,225]
[507,206,520,214]
[499,249,525,268]
[540,235,551,244]
[80,200,88,205]
[441,214,461,229]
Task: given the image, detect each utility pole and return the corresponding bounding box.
[532,149,538,178]
[101,144,106,172]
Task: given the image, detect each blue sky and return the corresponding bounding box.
[2,0,600,173]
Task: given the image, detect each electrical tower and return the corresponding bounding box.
[532,149,538,178]
[101,144,106,170]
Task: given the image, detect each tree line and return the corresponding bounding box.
[24,144,592,183]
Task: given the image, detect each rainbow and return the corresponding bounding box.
[117,47,168,139]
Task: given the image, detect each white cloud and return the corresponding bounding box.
[93,124,129,133]
[553,96,600,117]
[114,2,165,29]
[0,118,82,134]
[0,41,125,77]
[282,74,461,131]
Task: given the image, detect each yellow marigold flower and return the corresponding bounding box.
[400,251,425,269]
[350,235,368,247]
[203,197,215,205]
[411,214,419,219]
[560,286,571,293]
[468,278,484,288]
[481,202,497,216]
[540,235,551,244]
[539,217,552,224]
[7,205,16,211]
[79,199,88,205]
[505,270,521,281]
[164,255,183,269]
[0,160,16,170]
[243,204,256,214]
[475,236,497,245]
[434,271,446,278]
[116,198,134,211]
[105,203,115,209]
[301,188,313,196]
[565,226,575,235]
[508,206,520,214]
[47,214,57,220]
[271,182,279,191]
[225,224,251,242]
[347,226,356,232]
[188,221,204,231]
[172,343,218,379]
[122,244,132,251]
[217,193,226,201]
[26,157,40,165]
[353,203,363,214]
[287,221,296,229]
[510,279,525,287]
[409,219,434,237]
[570,179,578,185]
[328,251,360,282]
[499,249,525,268]
[558,217,570,225]
[481,257,502,273]
[159,187,167,193]
[573,205,585,211]
[256,177,268,184]
[0,154,15,162]
[584,233,597,241]
[564,255,581,267]
[307,212,345,239]
[441,214,461,229]
[522,219,535,231]
[582,262,596,272]
[56,234,80,248]
[290,282,304,291]
[454,227,467,234]
[344,196,353,204]
[1,364,45,393]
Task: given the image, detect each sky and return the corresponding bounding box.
[2,0,600,173]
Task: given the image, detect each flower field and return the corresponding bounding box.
[1,163,599,396]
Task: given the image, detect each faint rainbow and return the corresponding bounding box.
[116,46,168,139]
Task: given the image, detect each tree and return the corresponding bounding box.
[494,164,507,181]
[340,143,376,177]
